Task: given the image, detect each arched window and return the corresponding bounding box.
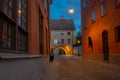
[88,37,93,51]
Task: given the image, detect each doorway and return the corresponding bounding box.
[102,30,109,61]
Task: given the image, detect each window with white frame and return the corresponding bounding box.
[91,10,96,22]
[100,2,106,17]
[61,32,64,35]
[54,39,58,44]
[54,32,58,35]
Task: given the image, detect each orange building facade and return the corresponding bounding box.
[28,0,50,55]
[81,0,120,64]
[0,0,50,55]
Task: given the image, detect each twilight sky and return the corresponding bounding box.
[50,0,81,33]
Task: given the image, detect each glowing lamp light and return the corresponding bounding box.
[18,9,22,14]
[77,40,80,44]
[66,46,69,49]
[69,8,74,14]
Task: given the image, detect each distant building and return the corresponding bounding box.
[0,0,51,55]
[81,0,120,64]
[50,18,76,55]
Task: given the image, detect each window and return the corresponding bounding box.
[88,37,93,47]
[1,0,13,18]
[61,39,64,44]
[0,19,2,35]
[18,0,22,26]
[54,32,58,35]
[67,32,71,35]
[68,39,71,44]
[0,19,2,47]
[115,0,120,7]
[21,0,28,31]
[0,20,16,49]
[61,32,64,35]
[17,31,28,51]
[91,11,96,22]
[100,2,106,17]
[54,39,58,44]
[115,26,120,43]
[83,18,87,28]
[83,0,87,9]
[88,37,93,51]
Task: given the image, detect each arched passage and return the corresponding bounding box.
[53,45,72,55]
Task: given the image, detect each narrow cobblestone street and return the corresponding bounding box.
[43,55,120,80]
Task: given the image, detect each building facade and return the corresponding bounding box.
[50,19,76,55]
[81,0,120,64]
[0,0,51,55]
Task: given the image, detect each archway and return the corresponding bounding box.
[53,45,72,56]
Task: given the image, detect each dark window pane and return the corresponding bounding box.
[61,32,64,35]
[67,32,71,35]
[115,26,120,43]
[61,39,64,44]
[68,39,71,44]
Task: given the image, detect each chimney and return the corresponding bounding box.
[60,16,64,19]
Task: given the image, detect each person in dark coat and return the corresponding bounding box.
[49,48,54,62]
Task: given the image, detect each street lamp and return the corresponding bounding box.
[18,9,22,14]
[69,8,74,14]
[77,40,80,44]
[77,40,80,56]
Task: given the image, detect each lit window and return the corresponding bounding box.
[91,11,96,22]
[61,32,64,35]
[100,2,106,16]
[54,39,58,44]
[115,0,120,7]
[83,0,87,9]
[115,26,120,43]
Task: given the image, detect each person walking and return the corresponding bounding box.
[49,48,54,62]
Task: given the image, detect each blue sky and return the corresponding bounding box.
[50,0,81,33]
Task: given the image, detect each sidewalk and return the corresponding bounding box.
[0,52,45,59]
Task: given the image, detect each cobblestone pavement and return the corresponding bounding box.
[42,55,120,80]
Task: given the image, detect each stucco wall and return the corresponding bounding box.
[81,0,120,64]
